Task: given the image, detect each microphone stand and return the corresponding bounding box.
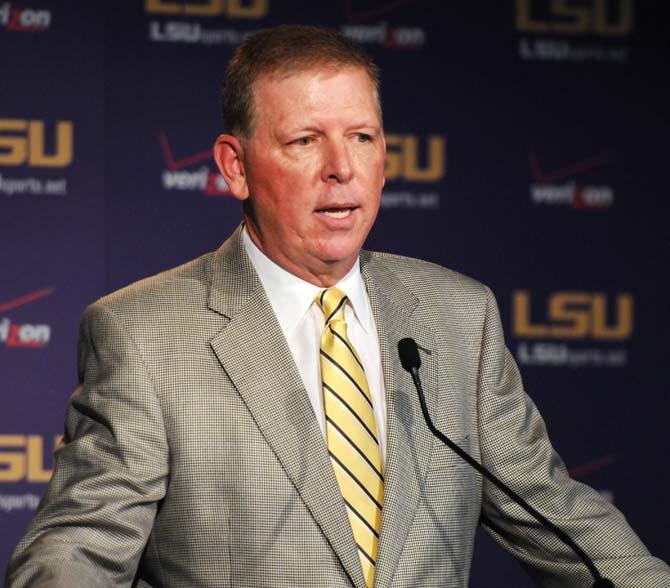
[398,338,614,588]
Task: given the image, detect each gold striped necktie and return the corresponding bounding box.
[316,287,384,588]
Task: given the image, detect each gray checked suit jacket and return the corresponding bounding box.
[6,226,670,587]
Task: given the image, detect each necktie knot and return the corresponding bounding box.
[315,287,348,326]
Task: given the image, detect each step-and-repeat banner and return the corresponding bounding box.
[2,1,668,585]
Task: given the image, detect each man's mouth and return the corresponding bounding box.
[316,206,356,219]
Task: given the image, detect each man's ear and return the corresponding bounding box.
[213,134,249,201]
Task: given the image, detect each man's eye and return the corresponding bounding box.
[357,133,372,143]
[292,136,313,146]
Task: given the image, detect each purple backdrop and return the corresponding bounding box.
[1,1,668,585]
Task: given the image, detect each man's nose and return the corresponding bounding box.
[321,139,353,183]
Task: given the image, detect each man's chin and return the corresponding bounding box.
[314,240,363,266]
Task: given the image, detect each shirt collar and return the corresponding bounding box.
[242,227,372,337]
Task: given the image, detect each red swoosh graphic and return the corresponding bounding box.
[568,454,616,478]
[529,149,613,182]
[158,132,212,171]
[0,288,55,313]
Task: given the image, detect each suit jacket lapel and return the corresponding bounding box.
[360,252,438,588]
[207,228,366,588]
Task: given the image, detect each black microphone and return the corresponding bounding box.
[397,337,614,588]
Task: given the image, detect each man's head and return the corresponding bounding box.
[214,26,386,287]
[221,25,381,138]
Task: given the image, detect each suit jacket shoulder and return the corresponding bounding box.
[362,249,494,355]
[365,249,488,297]
[88,252,213,327]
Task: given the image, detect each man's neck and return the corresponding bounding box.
[242,222,358,287]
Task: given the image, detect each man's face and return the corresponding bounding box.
[223,66,386,286]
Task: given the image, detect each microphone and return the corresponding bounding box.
[397,337,614,588]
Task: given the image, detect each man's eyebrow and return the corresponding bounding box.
[278,121,382,138]
[282,125,323,135]
[346,121,381,130]
[350,125,382,133]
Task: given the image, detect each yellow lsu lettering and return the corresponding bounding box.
[385,135,446,182]
[516,0,633,36]
[145,0,268,17]
[0,119,73,168]
[0,435,63,483]
[513,290,633,340]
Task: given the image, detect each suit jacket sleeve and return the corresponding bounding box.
[475,286,670,587]
[6,303,170,588]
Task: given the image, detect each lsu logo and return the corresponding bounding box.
[385,135,446,182]
[0,434,62,483]
[512,290,633,340]
[145,0,268,17]
[516,0,634,36]
[0,119,73,168]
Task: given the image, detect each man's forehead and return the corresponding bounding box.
[247,65,380,129]
[253,64,374,95]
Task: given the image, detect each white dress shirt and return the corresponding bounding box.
[242,227,387,463]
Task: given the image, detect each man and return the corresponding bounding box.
[6,25,669,588]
